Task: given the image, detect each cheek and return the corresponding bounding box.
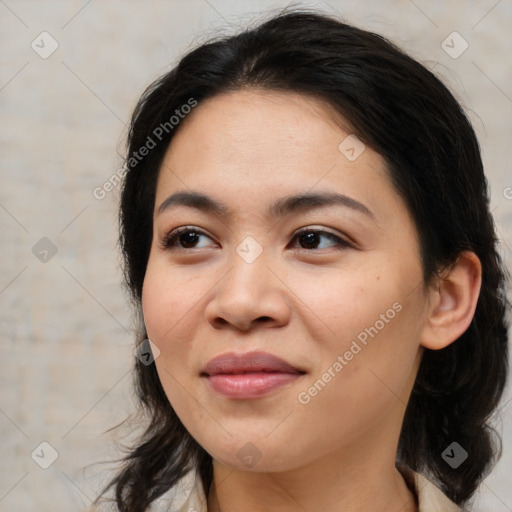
[141,259,202,346]
[287,264,396,343]
[141,266,171,343]
[292,266,422,399]
[294,304,422,455]
[141,263,200,409]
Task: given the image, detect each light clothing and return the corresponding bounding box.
[148,463,464,512]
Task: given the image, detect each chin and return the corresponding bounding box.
[204,440,303,473]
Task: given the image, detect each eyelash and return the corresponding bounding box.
[158,226,353,252]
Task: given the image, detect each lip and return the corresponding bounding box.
[201,351,305,399]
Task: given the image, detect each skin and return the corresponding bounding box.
[142,89,482,512]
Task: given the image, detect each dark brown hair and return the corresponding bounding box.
[93,8,510,511]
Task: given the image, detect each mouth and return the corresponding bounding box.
[200,351,306,399]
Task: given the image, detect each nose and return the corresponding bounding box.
[205,249,291,332]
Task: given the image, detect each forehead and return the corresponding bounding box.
[157,90,382,183]
[153,89,410,231]
[166,88,353,159]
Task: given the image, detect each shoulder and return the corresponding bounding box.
[147,469,208,512]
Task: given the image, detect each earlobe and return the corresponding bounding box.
[420,251,482,350]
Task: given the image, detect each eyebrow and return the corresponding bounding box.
[156,190,375,221]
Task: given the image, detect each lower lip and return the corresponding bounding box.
[205,372,302,399]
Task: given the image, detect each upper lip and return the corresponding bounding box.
[201,351,304,376]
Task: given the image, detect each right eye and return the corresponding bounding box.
[159,227,217,250]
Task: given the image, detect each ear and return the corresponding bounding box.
[421,251,482,350]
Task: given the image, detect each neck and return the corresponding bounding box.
[206,450,417,512]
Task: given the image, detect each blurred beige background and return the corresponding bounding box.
[1,1,511,510]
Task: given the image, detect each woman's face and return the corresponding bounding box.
[142,89,430,472]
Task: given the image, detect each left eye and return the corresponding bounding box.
[159,227,351,251]
[289,229,351,250]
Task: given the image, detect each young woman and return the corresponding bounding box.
[93,9,509,512]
